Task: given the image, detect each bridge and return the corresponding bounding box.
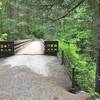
[0,39,89,100]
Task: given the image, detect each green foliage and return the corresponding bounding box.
[60,41,95,91]
[0,0,99,98]
[0,1,2,10]
[59,41,79,64]
[57,4,97,98]
[0,33,8,40]
[32,25,45,38]
[89,89,100,99]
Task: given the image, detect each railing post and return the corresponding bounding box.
[12,41,15,55]
[72,67,75,88]
[61,50,64,65]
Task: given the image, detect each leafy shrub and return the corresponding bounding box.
[59,41,95,93]
[0,33,8,40]
[32,26,45,38]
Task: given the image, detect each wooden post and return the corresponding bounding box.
[12,41,15,55]
[95,48,100,93]
[68,67,76,93]
[61,50,64,65]
[72,68,75,88]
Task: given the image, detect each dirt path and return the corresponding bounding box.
[0,40,89,100]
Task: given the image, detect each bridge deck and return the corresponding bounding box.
[0,40,88,100]
[17,41,44,55]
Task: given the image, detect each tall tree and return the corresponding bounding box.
[95,0,100,93]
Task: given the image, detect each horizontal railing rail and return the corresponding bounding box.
[14,39,32,53]
[0,39,33,57]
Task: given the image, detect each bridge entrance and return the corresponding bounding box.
[17,40,45,55]
[0,40,59,57]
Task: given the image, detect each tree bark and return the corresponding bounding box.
[95,1,100,93]
[96,49,100,93]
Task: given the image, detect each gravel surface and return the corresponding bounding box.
[0,41,89,100]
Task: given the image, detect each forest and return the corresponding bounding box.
[0,0,100,99]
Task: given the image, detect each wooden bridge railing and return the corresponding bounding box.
[0,39,32,57]
[0,40,58,57]
[44,41,59,56]
[0,41,14,57]
[14,39,32,53]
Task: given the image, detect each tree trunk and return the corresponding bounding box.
[95,1,100,93]
[96,49,100,93]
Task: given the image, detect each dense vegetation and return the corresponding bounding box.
[57,4,99,98]
[0,0,100,99]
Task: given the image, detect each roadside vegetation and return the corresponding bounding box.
[0,0,100,99]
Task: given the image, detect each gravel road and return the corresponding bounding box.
[0,40,89,100]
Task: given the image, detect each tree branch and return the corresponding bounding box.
[54,0,86,21]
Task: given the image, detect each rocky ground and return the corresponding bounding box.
[0,40,89,100]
